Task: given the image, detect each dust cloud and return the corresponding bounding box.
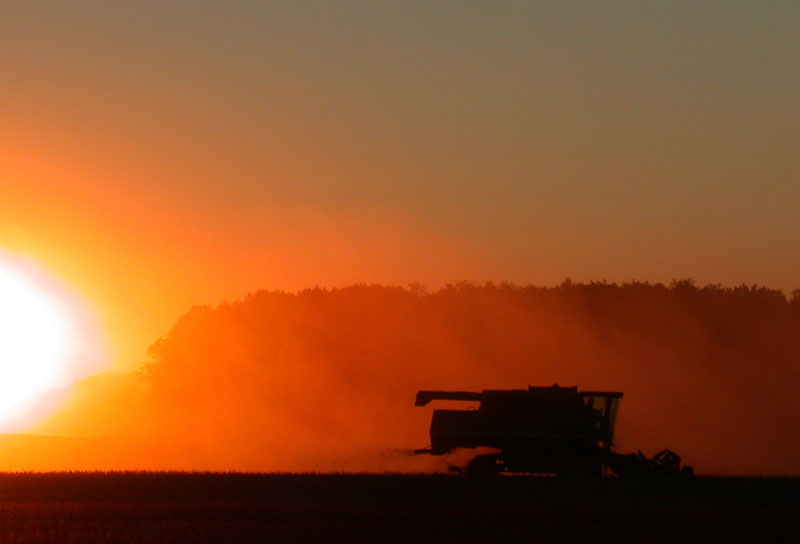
[29,281,800,475]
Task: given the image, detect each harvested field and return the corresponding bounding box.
[0,473,795,543]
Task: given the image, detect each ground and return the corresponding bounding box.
[0,473,795,543]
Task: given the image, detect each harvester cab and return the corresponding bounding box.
[414,384,691,477]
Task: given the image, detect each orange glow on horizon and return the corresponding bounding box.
[0,2,796,478]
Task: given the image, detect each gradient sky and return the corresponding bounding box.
[1,1,798,370]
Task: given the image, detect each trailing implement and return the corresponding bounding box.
[414,384,692,477]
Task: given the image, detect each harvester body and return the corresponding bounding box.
[415,385,689,476]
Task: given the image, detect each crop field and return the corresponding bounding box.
[0,473,795,543]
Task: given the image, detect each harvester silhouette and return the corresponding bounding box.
[414,384,693,476]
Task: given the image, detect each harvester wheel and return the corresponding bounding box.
[465,454,504,476]
[558,455,603,478]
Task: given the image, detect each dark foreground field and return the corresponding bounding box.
[0,473,796,543]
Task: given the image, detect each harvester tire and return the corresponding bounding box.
[465,454,504,476]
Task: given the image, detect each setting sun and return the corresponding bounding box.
[0,254,105,430]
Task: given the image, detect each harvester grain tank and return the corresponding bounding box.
[414,384,692,476]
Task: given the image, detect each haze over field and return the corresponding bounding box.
[22,282,800,475]
[0,2,798,473]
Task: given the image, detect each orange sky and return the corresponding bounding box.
[1,0,799,374]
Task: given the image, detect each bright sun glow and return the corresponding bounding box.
[0,254,105,431]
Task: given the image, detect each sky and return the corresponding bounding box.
[1,1,799,371]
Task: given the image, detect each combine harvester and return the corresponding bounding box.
[414,384,693,477]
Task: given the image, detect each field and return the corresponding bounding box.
[0,473,796,543]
